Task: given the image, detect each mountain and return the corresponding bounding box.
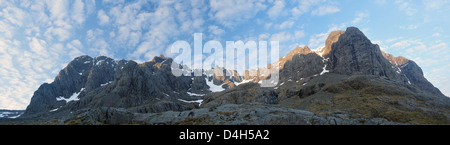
[5,27,449,125]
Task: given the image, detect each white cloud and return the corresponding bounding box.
[352,11,369,24]
[308,24,346,49]
[208,25,225,36]
[432,33,440,37]
[395,0,417,16]
[267,0,285,19]
[400,24,418,30]
[294,30,306,39]
[66,39,85,59]
[308,32,328,49]
[259,33,270,40]
[44,27,71,42]
[29,37,49,57]
[1,5,27,26]
[209,0,267,27]
[270,31,293,42]
[278,20,295,29]
[97,9,110,26]
[374,0,387,5]
[311,5,340,16]
[291,0,326,17]
[71,0,85,24]
[46,0,69,20]
[422,0,450,10]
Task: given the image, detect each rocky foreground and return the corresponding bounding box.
[2,27,449,125]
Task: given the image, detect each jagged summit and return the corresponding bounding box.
[15,26,450,125]
[381,51,409,66]
[314,30,345,57]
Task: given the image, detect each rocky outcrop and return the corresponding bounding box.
[401,61,446,98]
[316,30,345,57]
[23,55,210,117]
[201,83,278,108]
[23,56,129,117]
[381,51,446,98]
[63,103,405,125]
[381,51,409,65]
[17,26,450,125]
[327,27,406,82]
[280,53,324,81]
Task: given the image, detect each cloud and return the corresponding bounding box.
[432,33,440,37]
[270,31,293,42]
[294,30,306,39]
[1,5,27,26]
[291,0,326,17]
[44,27,71,42]
[209,0,267,27]
[66,39,85,59]
[352,11,369,24]
[46,0,69,20]
[71,0,86,25]
[208,25,225,36]
[422,0,450,10]
[29,37,49,57]
[97,9,110,26]
[395,0,417,16]
[374,0,387,5]
[400,24,418,30]
[278,20,295,29]
[308,24,346,49]
[267,0,285,19]
[311,5,340,16]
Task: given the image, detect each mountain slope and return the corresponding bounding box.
[14,27,450,125]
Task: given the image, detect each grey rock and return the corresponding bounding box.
[327,27,406,83]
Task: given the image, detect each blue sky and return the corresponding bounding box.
[0,0,449,109]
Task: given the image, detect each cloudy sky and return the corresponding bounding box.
[0,0,449,110]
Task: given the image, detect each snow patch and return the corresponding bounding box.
[320,58,330,75]
[101,81,112,87]
[178,99,203,107]
[303,83,307,86]
[396,67,402,74]
[320,64,329,75]
[49,108,59,112]
[205,78,225,92]
[96,60,105,66]
[0,112,12,118]
[56,88,84,103]
[162,93,170,97]
[235,79,253,86]
[313,46,325,57]
[84,61,90,64]
[187,92,205,96]
[8,114,21,119]
[79,72,82,75]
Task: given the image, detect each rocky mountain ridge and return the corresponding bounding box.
[6,27,449,125]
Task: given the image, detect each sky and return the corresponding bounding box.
[0,0,449,110]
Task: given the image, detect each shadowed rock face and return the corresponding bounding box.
[23,56,129,116]
[17,26,449,125]
[327,27,405,81]
[23,55,210,117]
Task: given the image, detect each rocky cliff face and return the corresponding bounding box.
[327,27,405,82]
[17,27,450,125]
[23,56,129,116]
